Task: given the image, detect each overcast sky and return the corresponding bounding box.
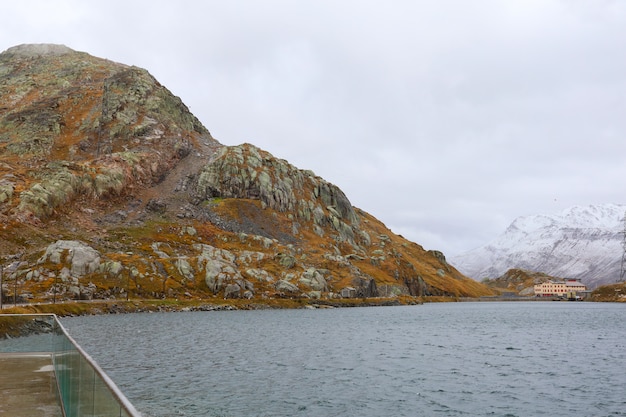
[2,0,625,256]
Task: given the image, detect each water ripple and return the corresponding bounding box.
[63,302,626,417]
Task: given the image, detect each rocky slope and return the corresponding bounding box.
[0,44,492,304]
[590,281,626,302]
[450,204,625,288]
[481,268,562,296]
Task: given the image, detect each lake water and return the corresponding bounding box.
[62,302,626,417]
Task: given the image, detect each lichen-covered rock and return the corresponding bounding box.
[403,275,429,296]
[194,244,236,265]
[193,243,260,294]
[0,181,14,203]
[428,250,450,272]
[16,159,133,218]
[243,268,274,282]
[152,242,171,259]
[175,258,194,281]
[203,259,241,294]
[307,291,322,299]
[195,143,360,242]
[299,268,328,291]
[100,261,123,277]
[224,283,241,299]
[276,252,297,269]
[17,166,85,217]
[39,240,100,277]
[275,279,299,294]
[237,251,266,265]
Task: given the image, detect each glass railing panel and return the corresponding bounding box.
[92,368,134,417]
[0,314,140,417]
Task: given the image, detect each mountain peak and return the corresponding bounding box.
[450,203,626,288]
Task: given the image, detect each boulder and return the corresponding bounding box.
[203,259,241,294]
[194,243,236,264]
[39,240,100,277]
[299,268,328,291]
[146,198,167,213]
[238,250,266,265]
[307,291,322,299]
[0,181,14,203]
[224,284,241,299]
[276,253,296,269]
[100,261,123,277]
[274,279,299,294]
[341,287,357,298]
[243,268,274,282]
[151,242,171,258]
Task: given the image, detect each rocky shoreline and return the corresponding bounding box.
[0,296,428,317]
[3,285,624,319]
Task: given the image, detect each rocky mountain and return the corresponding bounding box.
[450,203,625,288]
[0,44,492,305]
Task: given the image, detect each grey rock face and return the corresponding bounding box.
[352,276,378,297]
[194,244,262,295]
[299,268,328,291]
[244,268,274,282]
[274,279,299,294]
[202,259,240,294]
[175,258,194,281]
[195,143,360,243]
[100,261,123,277]
[403,275,429,296]
[38,240,100,277]
[224,283,241,299]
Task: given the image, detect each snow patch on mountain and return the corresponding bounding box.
[449,203,625,288]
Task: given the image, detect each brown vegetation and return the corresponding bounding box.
[590,282,626,302]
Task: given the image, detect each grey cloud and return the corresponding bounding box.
[1,0,625,257]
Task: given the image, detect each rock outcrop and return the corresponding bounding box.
[38,240,100,277]
[196,143,359,244]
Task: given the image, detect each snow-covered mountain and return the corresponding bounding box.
[450,204,626,288]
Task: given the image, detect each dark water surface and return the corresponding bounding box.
[63,302,626,417]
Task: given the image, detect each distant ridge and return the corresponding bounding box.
[450,203,625,288]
